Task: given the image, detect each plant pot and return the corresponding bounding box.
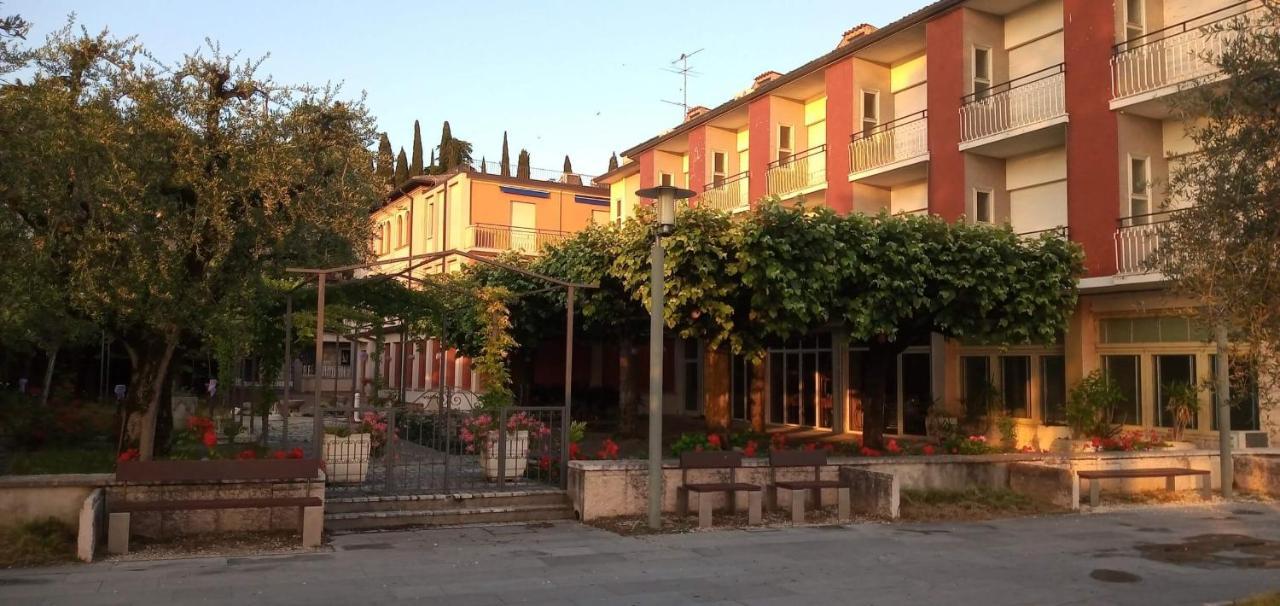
[481,430,529,480]
[323,432,371,483]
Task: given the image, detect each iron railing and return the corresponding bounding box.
[893,207,929,217]
[701,170,750,211]
[766,144,826,198]
[960,64,1066,144]
[1112,1,1262,100]
[1114,209,1182,274]
[1017,225,1070,240]
[849,111,929,175]
[465,223,569,254]
[301,364,353,379]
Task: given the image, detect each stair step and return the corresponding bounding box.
[324,503,574,531]
[325,489,567,514]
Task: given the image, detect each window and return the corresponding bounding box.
[861,90,879,133]
[1040,355,1067,425]
[683,339,701,413]
[1103,355,1142,425]
[591,209,609,225]
[730,354,753,421]
[973,47,992,100]
[1125,0,1145,41]
[1155,354,1196,429]
[659,172,674,187]
[1100,316,1210,344]
[1000,356,1031,418]
[396,215,404,247]
[1129,156,1150,222]
[381,222,389,254]
[962,356,993,419]
[712,151,727,187]
[973,189,993,224]
[1209,354,1261,431]
[777,125,793,164]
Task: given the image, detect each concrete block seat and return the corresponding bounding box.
[676,451,762,528]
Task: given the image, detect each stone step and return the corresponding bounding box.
[324,503,575,531]
[325,489,567,514]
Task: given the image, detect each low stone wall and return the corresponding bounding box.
[0,473,113,526]
[839,467,899,518]
[1234,454,1280,497]
[1008,462,1076,509]
[78,489,105,562]
[107,477,325,539]
[1053,450,1226,492]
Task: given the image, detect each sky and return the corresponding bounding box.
[12,0,932,178]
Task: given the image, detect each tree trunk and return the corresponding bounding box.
[703,346,730,433]
[133,328,181,461]
[861,340,908,450]
[39,345,58,406]
[618,338,639,436]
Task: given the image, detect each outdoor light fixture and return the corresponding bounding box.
[634,184,695,529]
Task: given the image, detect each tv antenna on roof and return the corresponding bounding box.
[660,48,703,118]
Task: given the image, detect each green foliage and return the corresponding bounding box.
[607,153,619,172]
[434,120,473,174]
[568,420,587,444]
[516,149,531,179]
[376,132,394,189]
[1065,370,1124,439]
[0,518,76,568]
[1162,381,1201,440]
[995,413,1017,450]
[4,448,116,475]
[410,120,424,175]
[669,432,712,456]
[500,131,511,177]
[394,147,409,185]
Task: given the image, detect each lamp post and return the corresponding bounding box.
[635,185,695,529]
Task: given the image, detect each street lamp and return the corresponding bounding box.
[635,184,695,529]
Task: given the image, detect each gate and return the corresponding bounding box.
[317,390,567,496]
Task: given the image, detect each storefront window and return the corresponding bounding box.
[1040,355,1067,425]
[1103,355,1142,425]
[1209,354,1260,431]
[1154,354,1196,429]
[961,356,993,420]
[1000,356,1031,418]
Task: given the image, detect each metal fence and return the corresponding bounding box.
[849,111,928,176]
[701,171,749,212]
[464,223,570,255]
[960,64,1065,144]
[766,144,826,198]
[1114,209,1181,275]
[1111,1,1260,100]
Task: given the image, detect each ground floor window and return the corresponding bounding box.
[768,335,834,428]
[962,350,1064,425]
[1154,354,1197,430]
[1210,354,1261,431]
[999,355,1031,418]
[1040,355,1067,425]
[850,348,932,436]
[1103,355,1142,425]
[730,354,752,422]
[682,339,701,413]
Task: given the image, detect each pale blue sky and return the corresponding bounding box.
[13,1,931,177]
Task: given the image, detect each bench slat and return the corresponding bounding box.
[685,482,761,493]
[1077,467,1209,480]
[773,480,843,490]
[112,497,321,513]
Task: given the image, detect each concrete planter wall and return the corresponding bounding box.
[323,432,371,483]
[481,430,529,480]
[107,475,325,540]
[1234,454,1280,497]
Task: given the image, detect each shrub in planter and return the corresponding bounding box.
[460,411,550,480]
[1162,381,1200,440]
[1065,370,1124,441]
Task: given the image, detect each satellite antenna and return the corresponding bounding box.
[660,48,703,118]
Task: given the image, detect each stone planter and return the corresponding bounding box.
[323,433,371,484]
[1161,440,1196,451]
[481,430,529,480]
[1050,437,1092,454]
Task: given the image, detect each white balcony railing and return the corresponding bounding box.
[301,364,353,379]
[850,111,928,176]
[1112,1,1262,101]
[701,171,749,211]
[766,144,826,198]
[960,64,1066,144]
[464,223,569,254]
[1114,210,1180,275]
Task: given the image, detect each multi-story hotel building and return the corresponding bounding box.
[323,169,611,403]
[596,0,1276,446]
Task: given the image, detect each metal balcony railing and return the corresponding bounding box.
[465,223,569,254]
[960,64,1066,144]
[849,111,928,175]
[1112,1,1262,100]
[301,364,353,379]
[766,144,826,198]
[701,171,749,211]
[1017,225,1070,240]
[1114,209,1182,275]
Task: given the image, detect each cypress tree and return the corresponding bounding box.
[608,152,619,172]
[516,149,531,180]
[500,131,511,177]
[375,133,394,188]
[394,147,409,186]
[563,155,573,174]
[410,120,424,175]
[562,155,582,185]
[437,121,453,172]
[479,156,487,174]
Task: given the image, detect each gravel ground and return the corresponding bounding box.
[101,531,329,563]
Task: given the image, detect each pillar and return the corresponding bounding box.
[748,96,772,204]
[825,58,856,215]
[703,347,731,432]
[925,6,966,221]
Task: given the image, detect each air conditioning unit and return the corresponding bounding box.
[1229,431,1270,450]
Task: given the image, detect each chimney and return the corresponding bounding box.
[685,105,710,122]
[752,70,782,90]
[838,23,878,49]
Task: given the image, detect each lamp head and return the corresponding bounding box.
[635,185,696,237]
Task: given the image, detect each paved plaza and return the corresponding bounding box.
[2,502,1279,605]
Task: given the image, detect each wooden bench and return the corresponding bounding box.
[1075,467,1211,508]
[109,459,324,554]
[768,451,851,524]
[677,451,762,528]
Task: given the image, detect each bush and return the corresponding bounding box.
[1066,370,1124,439]
[4,447,117,475]
[0,518,76,567]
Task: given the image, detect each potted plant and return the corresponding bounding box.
[322,412,387,483]
[1061,370,1124,452]
[1162,381,1200,446]
[460,411,549,480]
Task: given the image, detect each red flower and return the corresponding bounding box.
[538,455,552,471]
[771,433,788,451]
[886,439,902,454]
[596,438,620,460]
[117,448,139,462]
[823,443,835,453]
[289,447,305,459]
[706,434,722,450]
[201,430,218,448]
[921,444,936,456]
[271,450,287,460]
[569,443,583,460]
[236,449,257,460]
[742,440,759,457]
[803,442,817,452]
[859,446,881,457]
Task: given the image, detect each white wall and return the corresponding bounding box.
[1007,147,1067,233]
[890,180,929,214]
[1005,0,1064,80]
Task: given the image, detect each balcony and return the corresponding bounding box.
[766,144,826,199]
[1017,225,1069,240]
[849,111,929,186]
[1111,1,1262,114]
[959,64,1067,157]
[701,171,749,212]
[464,223,569,255]
[1114,210,1180,275]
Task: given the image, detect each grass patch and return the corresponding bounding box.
[1235,592,1280,606]
[0,518,77,568]
[900,488,1066,522]
[3,448,117,475]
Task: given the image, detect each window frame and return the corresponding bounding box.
[860,89,880,134]
[777,124,794,164]
[1127,154,1151,223]
[973,188,994,224]
[711,150,728,187]
[659,172,674,187]
[1125,0,1145,40]
[972,46,992,100]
